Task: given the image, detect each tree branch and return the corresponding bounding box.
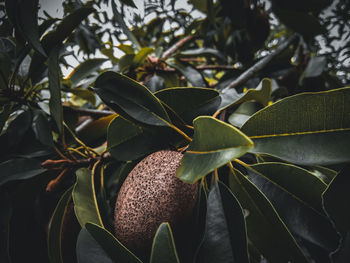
[223,34,299,91]
[161,35,197,61]
[63,105,114,117]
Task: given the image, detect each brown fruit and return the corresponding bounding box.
[114,150,198,256]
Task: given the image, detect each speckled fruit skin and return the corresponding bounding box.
[114,150,198,255]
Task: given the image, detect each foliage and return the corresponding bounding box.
[0,0,349,262]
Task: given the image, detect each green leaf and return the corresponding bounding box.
[48,45,63,134]
[177,116,253,183]
[32,110,54,147]
[219,78,272,111]
[111,0,141,50]
[69,88,97,105]
[68,58,107,87]
[107,116,182,161]
[228,102,262,128]
[76,228,114,263]
[86,223,142,263]
[228,168,308,263]
[155,87,221,124]
[302,56,327,79]
[0,158,45,186]
[248,163,339,253]
[28,7,95,83]
[47,187,73,263]
[16,0,46,57]
[133,47,154,65]
[241,87,350,165]
[94,71,171,126]
[41,7,95,52]
[150,223,180,263]
[118,54,135,73]
[250,162,327,212]
[117,44,135,55]
[0,190,12,263]
[78,114,116,145]
[323,165,350,234]
[271,5,325,37]
[270,0,332,12]
[167,61,206,87]
[0,104,13,133]
[145,75,165,93]
[72,168,103,228]
[196,182,249,263]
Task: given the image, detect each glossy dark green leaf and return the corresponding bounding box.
[0,158,44,186]
[41,7,95,52]
[47,187,73,263]
[250,162,327,212]
[270,0,332,12]
[228,102,262,128]
[0,52,11,89]
[78,114,116,144]
[302,56,327,79]
[323,164,350,234]
[219,78,272,111]
[94,71,171,126]
[177,116,253,183]
[0,104,12,133]
[28,7,95,83]
[247,163,339,254]
[32,110,54,147]
[0,190,11,263]
[72,168,103,228]
[133,47,154,65]
[228,168,308,263]
[272,5,325,37]
[76,228,114,263]
[331,232,350,263]
[118,54,135,73]
[0,110,32,154]
[180,48,226,62]
[155,87,221,123]
[4,0,17,27]
[308,166,337,184]
[48,45,63,134]
[16,0,46,57]
[196,182,249,263]
[69,58,107,86]
[145,75,165,93]
[241,87,350,165]
[167,61,206,87]
[150,223,180,263]
[107,116,182,161]
[86,223,142,263]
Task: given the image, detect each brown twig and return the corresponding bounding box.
[223,34,299,91]
[63,105,114,117]
[161,35,197,61]
[46,168,71,192]
[41,152,112,170]
[196,65,236,70]
[43,152,113,192]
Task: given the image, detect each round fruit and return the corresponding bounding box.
[114,150,198,255]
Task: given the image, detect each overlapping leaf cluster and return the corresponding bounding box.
[0,0,349,262]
